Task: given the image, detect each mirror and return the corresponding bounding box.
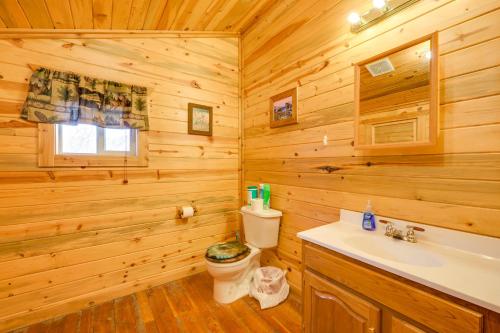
[354,32,438,149]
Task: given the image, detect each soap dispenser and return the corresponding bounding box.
[362,200,376,231]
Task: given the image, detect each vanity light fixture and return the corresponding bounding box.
[349,0,420,33]
[372,0,387,10]
[347,12,361,25]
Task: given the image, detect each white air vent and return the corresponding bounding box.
[365,57,395,77]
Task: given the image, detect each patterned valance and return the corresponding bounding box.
[21,67,149,130]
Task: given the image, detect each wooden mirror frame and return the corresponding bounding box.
[353,32,439,150]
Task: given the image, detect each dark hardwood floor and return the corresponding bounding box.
[12,271,302,333]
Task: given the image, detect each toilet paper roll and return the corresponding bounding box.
[251,198,264,212]
[180,206,195,219]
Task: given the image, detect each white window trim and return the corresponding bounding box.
[38,123,148,167]
[55,124,138,156]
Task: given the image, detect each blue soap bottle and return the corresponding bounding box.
[362,200,376,231]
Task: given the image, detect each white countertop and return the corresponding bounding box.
[297,210,500,313]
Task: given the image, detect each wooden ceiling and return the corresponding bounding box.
[0,0,275,33]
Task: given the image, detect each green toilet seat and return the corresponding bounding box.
[205,241,250,263]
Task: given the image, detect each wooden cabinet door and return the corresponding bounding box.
[303,270,381,333]
[391,316,427,333]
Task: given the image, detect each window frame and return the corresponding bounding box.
[55,124,138,156]
[38,123,148,167]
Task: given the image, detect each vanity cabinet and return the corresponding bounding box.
[303,270,380,333]
[301,241,498,333]
[390,316,425,333]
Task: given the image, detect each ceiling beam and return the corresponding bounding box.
[0,28,240,39]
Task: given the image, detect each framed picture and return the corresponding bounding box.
[188,103,213,136]
[270,87,298,128]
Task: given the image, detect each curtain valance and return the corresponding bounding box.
[21,67,149,130]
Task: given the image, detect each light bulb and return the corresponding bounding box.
[372,0,386,9]
[348,12,361,25]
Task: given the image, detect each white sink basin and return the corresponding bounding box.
[297,209,500,313]
[344,235,444,267]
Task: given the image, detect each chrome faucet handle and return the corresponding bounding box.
[406,225,425,243]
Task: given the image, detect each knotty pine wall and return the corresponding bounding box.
[0,36,239,331]
[242,0,500,292]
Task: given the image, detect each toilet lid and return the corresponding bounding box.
[205,241,250,263]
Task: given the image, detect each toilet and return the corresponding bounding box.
[205,206,282,304]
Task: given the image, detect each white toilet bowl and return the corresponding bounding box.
[205,206,282,304]
[205,244,261,304]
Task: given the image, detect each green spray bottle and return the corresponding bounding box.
[263,184,271,209]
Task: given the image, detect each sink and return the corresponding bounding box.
[344,235,445,267]
[297,209,500,312]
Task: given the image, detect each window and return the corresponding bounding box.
[38,123,147,167]
[56,124,137,156]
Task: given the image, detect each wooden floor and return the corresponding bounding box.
[12,272,302,333]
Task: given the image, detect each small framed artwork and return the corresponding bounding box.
[188,103,213,136]
[270,87,298,128]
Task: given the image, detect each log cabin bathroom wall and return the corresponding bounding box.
[0,34,240,330]
[0,0,498,332]
[242,0,500,293]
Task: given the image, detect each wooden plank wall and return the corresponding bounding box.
[242,0,500,293]
[0,35,240,331]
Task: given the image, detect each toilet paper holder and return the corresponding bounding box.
[176,206,198,219]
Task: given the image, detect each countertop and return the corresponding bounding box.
[297,210,500,313]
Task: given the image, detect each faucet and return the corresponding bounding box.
[379,220,425,243]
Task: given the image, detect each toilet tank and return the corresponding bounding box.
[240,206,282,248]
